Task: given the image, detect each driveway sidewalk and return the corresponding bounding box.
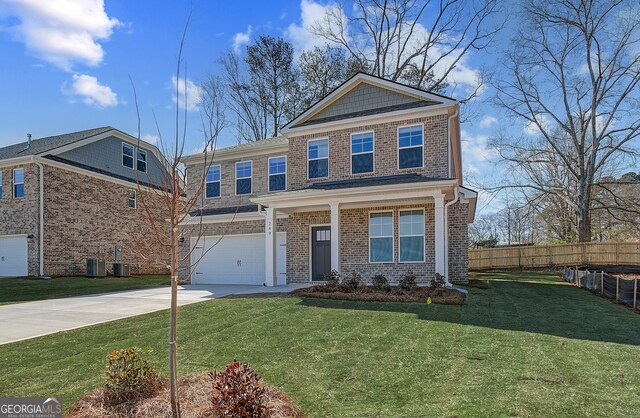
[0,284,306,345]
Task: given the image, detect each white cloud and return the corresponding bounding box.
[232,25,252,54]
[63,73,118,107]
[460,129,496,174]
[479,116,497,128]
[141,134,158,145]
[285,0,343,53]
[524,114,552,135]
[171,76,203,111]
[0,0,120,71]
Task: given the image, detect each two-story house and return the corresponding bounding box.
[180,73,477,286]
[0,127,170,277]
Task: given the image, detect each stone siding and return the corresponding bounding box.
[287,114,450,190]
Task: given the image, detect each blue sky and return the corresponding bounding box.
[0,0,505,212]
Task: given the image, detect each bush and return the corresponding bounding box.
[381,283,392,293]
[104,348,158,402]
[430,273,447,290]
[324,270,341,287]
[371,274,388,289]
[341,272,362,292]
[399,271,418,291]
[210,360,267,417]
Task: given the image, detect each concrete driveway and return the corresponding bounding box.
[0,284,306,345]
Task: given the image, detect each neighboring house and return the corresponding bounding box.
[180,73,477,286]
[0,127,170,277]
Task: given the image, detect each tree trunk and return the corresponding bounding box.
[169,185,181,418]
[576,179,592,243]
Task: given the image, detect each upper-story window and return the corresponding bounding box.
[399,209,425,262]
[269,156,287,192]
[13,168,24,199]
[206,165,221,198]
[351,132,374,174]
[308,139,328,179]
[398,125,423,169]
[123,143,134,169]
[235,161,252,195]
[137,149,147,173]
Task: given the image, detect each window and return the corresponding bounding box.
[308,139,328,179]
[235,161,252,195]
[351,132,374,174]
[399,210,425,262]
[206,165,221,198]
[128,189,136,208]
[369,212,393,263]
[137,149,147,173]
[13,168,24,198]
[398,125,423,169]
[268,156,286,192]
[123,143,134,169]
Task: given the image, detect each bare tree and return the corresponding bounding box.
[492,0,640,242]
[130,22,227,418]
[311,0,501,101]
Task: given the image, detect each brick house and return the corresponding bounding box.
[0,127,170,277]
[181,73,477,286]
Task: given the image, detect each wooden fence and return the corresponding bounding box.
[469,242,640,270]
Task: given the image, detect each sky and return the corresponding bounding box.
[0,0,508,213]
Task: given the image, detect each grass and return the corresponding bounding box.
[1,271,639,417]
[0,275,170,305]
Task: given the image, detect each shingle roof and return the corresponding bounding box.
[307,173,453,190]
[296,100,440,127]
[0,126,114,160]
[189,204,259,217]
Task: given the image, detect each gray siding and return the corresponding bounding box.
[309,83,420,122]
[58,136,167,186]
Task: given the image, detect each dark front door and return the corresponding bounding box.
[311,226,331,281]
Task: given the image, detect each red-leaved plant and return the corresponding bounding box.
[209,360,268,417]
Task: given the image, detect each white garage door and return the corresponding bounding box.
[191,233,286,285]
[0,235,29,277]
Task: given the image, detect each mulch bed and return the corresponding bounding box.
[291,285,465,305]
[67,374,304,418]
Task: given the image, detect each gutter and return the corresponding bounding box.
[443,186,459,287]
[31,156,46,278]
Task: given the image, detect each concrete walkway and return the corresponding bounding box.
[0,284,306,345]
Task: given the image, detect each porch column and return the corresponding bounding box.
[434,194,446,277]
[265,207,277,286]
[330,202,340,274]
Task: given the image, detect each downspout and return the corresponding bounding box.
[443,107,460,286]
[31,156,45,277]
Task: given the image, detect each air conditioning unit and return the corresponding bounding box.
[86,259,107,277]
[113,262,130,277]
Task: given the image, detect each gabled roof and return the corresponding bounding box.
[0,127,114,160]
[181,136,288,165]
[281,72,458,133]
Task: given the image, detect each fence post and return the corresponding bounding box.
[634,279,637,311]
[600,271,604,296]
[616,276,620,302]
[616,242,620,264]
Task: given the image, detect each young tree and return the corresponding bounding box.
[311,0,501,101]
[492,0,640,242]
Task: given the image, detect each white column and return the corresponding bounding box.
[330,202,340,274]
[265,207,277,286]
[434,194,446,277]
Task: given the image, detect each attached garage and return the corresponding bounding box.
[0,235,29,277]
[190,233,286,285]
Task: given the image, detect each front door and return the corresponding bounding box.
[311,226,331,281]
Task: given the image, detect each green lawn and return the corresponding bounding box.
[1,271,639,417]
[0,275,170,305]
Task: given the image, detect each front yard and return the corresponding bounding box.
[0,275,170,305]
[1,271,639,416]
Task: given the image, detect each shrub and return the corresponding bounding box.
[341,272,362,292]
[210,360,267,417]
[430,273,447,290]
[399,271,418,291]
[371,274,388,289]
[104,347,158,402]
[324,270,341,287]
[381,283,392,293]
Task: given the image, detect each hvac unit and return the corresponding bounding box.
[113,262,130,277]
[86,259,107,277]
